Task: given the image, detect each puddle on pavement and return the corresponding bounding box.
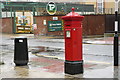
[0,61,5,65]
[1,44,118,78]
[0,44,14,51]
[30,46,64,58]
[29,61,51,67]
[13,66,29,77]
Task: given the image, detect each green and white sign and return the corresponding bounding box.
[46,1,57,15]
[48,21,63,31]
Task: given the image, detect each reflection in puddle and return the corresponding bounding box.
[14,66,29,77]
[114,66,120,79]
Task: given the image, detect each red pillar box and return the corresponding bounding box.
[62,8,84,75]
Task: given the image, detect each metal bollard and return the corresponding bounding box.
[114,33,119,66]
[14,37,29,66]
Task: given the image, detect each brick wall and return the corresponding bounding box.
[83,15,105,36]
[0,18,2,33]
[34,16,63,36]
[2,18,13,34]
[1,15,105,35]
[34,15,105,36]
[105,15,120,33]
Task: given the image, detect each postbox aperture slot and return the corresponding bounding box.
[66,25,70,26]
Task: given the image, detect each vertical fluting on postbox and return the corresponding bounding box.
[62,8,84,75]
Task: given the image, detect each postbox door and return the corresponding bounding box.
[65,27,82,61]
[64,29,73,61]
[72,27,82,61]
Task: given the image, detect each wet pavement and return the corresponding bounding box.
[1,50,118,79]
[0,33,120,79]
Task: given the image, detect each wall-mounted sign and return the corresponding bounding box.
[43,20,47,25]
[53,17,58,20]
[48,21,63,31]
[18,15,27,19]
[32,24,37,30]
[46,1,57,15]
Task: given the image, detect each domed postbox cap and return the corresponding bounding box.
[62,8,84,21]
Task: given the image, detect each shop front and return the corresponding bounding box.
[15,12,33,33]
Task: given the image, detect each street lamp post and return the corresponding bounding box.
[114,0,119,66]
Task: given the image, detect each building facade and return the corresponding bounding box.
[80,0,120,14]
